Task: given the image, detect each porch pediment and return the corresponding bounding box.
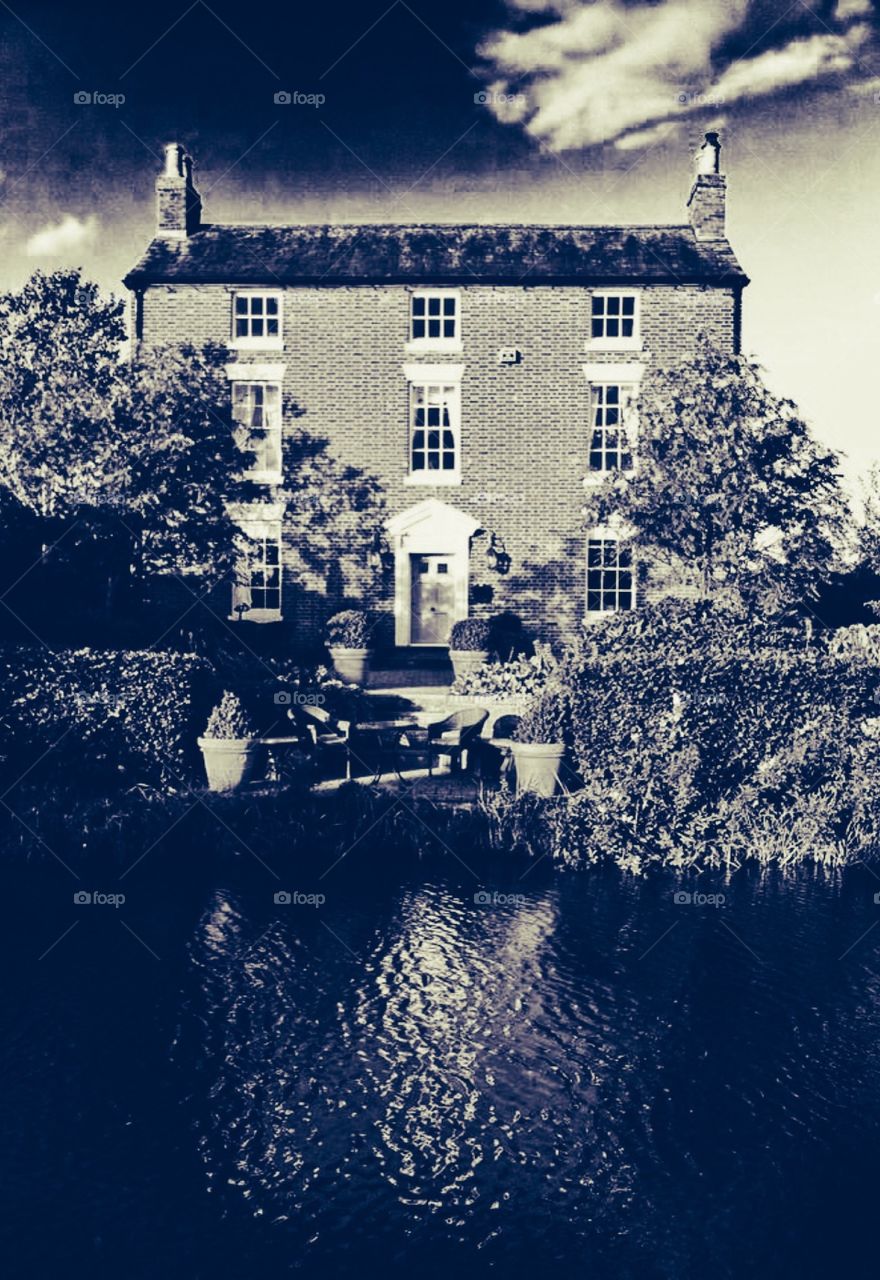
[386,498,481,545]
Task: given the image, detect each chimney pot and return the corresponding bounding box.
[163,142,183,178]
[696,131,722,176]
[687,133,726,241]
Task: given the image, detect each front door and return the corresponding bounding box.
[410,555,455,644]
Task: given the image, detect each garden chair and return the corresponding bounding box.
[293,704,353,780]
[424,708,489,775]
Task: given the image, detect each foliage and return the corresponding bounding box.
[111,341,254,582]
[579,597,813,664]
[583,346,850,611]
[553,644,879,870]
[326,609,372,648]
[449,618,491,650]
[451,640,559,698]
[0,270,126,519]
[202,691,256,740]
[0,647,215,789]
[826,622,880,665]
[514,686,571,744]
[279,428,387,607]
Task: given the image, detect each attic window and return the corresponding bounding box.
[408,290,460,349]
[232,292,283,348]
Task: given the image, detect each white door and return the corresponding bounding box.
[410,555,455,644]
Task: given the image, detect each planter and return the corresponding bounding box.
[198,737,260,792]
[449,649,490,683]
[511,741,566,798]
[328,646,371,685]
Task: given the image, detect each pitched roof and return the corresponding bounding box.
[123,222,748,289]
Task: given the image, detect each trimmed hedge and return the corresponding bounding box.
[0,648,216,790]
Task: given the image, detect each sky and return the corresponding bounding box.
[0,0,878,482]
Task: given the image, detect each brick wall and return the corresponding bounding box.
[138,280,738,644]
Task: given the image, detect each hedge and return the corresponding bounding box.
[0,648,216,790]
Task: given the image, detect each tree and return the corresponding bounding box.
[110,341,253,594]
[0,269,126,522]
[583,346,849,610]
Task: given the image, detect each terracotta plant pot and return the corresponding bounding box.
[328,646,370,685]
[449,649,490,682]
[198,737,260,792]
[511,741,566,798]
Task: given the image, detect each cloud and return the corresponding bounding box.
[477,0,877,151]
[25,214,97,258]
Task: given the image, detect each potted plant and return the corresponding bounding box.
[449,618,491,682]
[198,691,260,792]
[326,609,372,684]
[510,686,569,797]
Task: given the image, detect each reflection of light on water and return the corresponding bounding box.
[347,888,563,1227]
[183,881,640,1257]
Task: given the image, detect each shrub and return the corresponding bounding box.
[486,612,533,661]
[451,640,559,698]
[552,644,880,870]
[449,618,491,651]
[514,686,571,744]
[325,609,371,649]
[0,647,216,790]
[826,623,880,665]
[202,691,255,740]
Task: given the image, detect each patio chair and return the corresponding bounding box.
[425,707,489,775]
[293,704,353,780]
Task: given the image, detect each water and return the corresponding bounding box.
[3,851,880,1278]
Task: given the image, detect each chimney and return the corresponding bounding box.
[156,143,202,238]
[687,132,726,242]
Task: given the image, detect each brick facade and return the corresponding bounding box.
[126,138,747,649]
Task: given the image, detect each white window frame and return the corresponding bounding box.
[404,363,464,486]
[226,363,284,485]
[586,528,635,617]
[231,382,283,485]
[231,289,283,351]
[586,289,641,352]
[230,509,283,622]
[406,288,462,353]
[582,362,644,486]
[587,382,638,477]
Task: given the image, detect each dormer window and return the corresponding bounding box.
[588,291,641,351]
[407,289,461,351]
[232,291,283,349]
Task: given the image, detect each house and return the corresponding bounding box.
[123,134,748,648]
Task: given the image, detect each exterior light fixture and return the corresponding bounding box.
[486,533,511,575]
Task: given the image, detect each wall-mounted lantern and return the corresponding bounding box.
[485,532,511,575]
[368,528,393,573]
